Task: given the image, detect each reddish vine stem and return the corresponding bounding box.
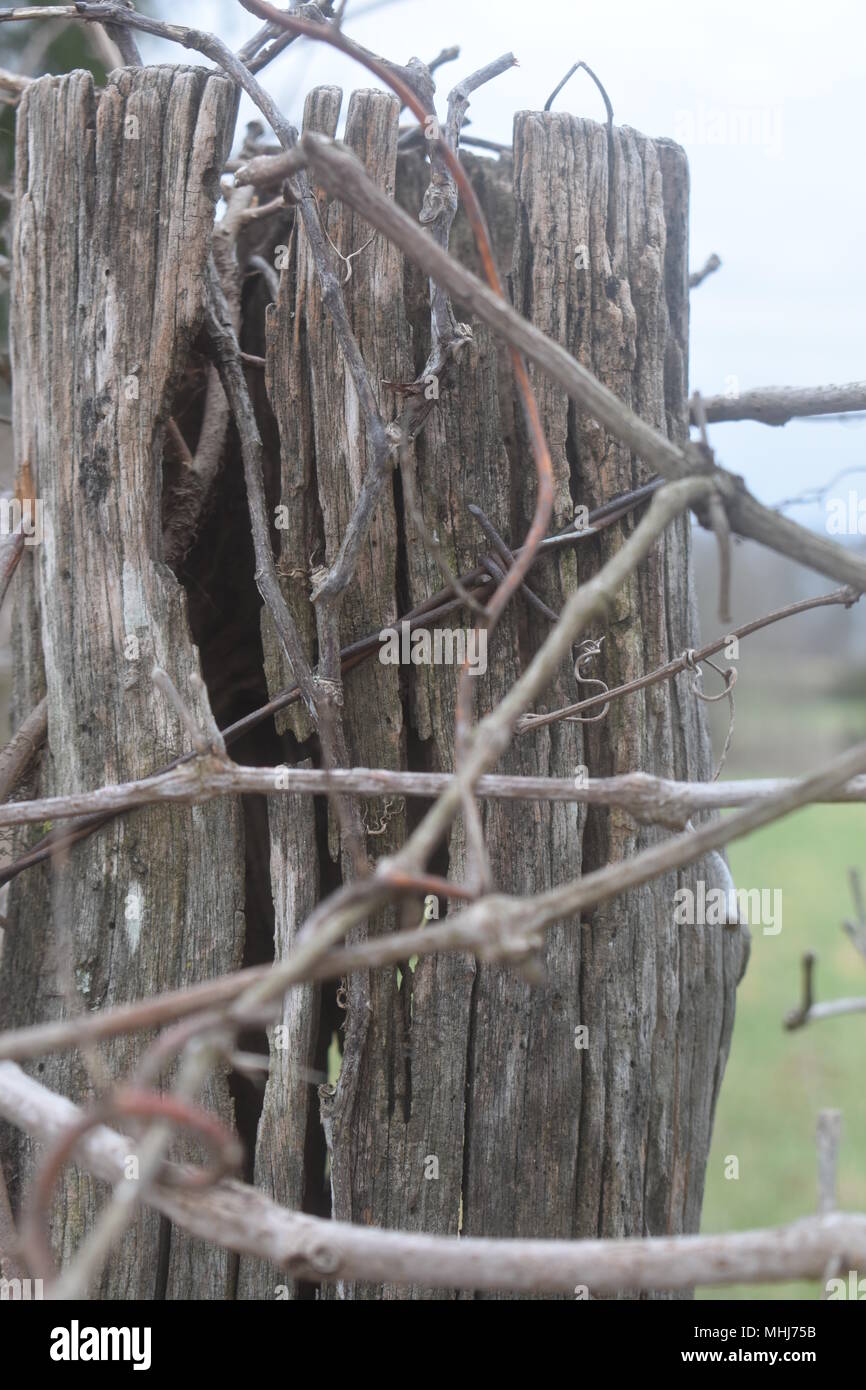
[20,1088,243,1282]
[238,0,555,630]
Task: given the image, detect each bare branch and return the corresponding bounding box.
[0,967,272,1062]
[427,45,460,75]
[2,762,866,834]
[203,266,319,722]
[1,1061,865,1293]
[234,3,555,632]
[232,478,723,1011]
[0,698,47,805]
[789,997,866,1027]
[0,526,24,609]
[0,66,30,105]
[696,381,866,426]
[518,586,858,732]
[262,129,866,593]
[689,252,722,288]
[100,0,142,67]
[0,565,855,886]
[511,736,866,944]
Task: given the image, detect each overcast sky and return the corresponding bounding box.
[139,2,866,531]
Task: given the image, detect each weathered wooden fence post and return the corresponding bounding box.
[0,62,748,1299]
[247,97,748,1299]
[0,66,245,1299]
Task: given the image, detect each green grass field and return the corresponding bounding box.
[698,804,866,1299]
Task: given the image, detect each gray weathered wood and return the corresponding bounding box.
[258,102,748,1299]
[236,773,319,1299]
[0,66,245,1299]
[475,115,747,1277]
[2,67,750,1301]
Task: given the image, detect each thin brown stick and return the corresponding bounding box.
[236,1,555,629]
[231,478,719,1017]
[0,697,48,805]
[696,381,866,426]
[0,66,30,104]
[0,483,655,887]
[1,1060,865,1293]
[0,527,24,608]
[203,268,318,721]
[262,128,866,592]
[516,585,859,732]
[689,253,722,289]
[510,736,866,943]
[0,966,271,1062]
[468,504,559,622]
[4,760,866,834]
[785,950,866,1030]
[844,868,866,961]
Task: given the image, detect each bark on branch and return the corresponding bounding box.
[696,382,866,426]
[243,131,866,594]
[1,1062,864,1294]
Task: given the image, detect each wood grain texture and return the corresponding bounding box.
[307,91,414,1301]
[396,140,586,1296]
[0,66,245,1299]
[263,88,424,1300]
[2,70,750,1301]
[260,105,747,1299]
[495,114,748,1277]
[236,771,319,1299]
